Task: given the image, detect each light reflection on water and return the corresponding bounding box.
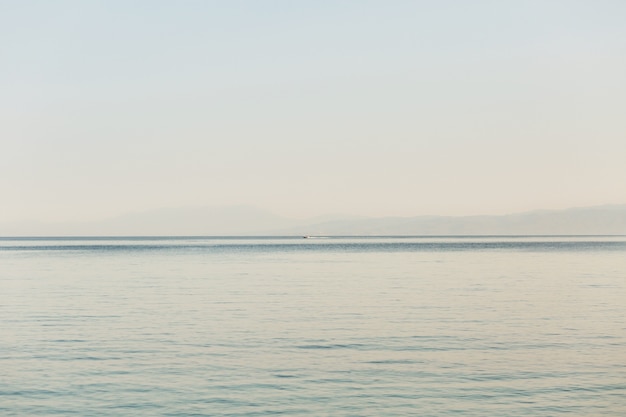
[1,236,625,416]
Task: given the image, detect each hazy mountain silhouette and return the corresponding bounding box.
[281,205,626,236]
[0,206,291,236]
[1,204,625,236]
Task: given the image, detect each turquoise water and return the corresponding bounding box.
[1,236,625,416]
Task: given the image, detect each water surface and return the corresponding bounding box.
[1,236,625,416]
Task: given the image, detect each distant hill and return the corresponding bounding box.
[0,206,294,236]
[1,204,625,236]
[0,206,362,236]
[281,205,626,236]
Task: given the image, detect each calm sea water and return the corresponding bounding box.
[1,236,625,416]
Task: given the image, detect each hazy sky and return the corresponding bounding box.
[2,0,625,222]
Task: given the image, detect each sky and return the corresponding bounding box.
[2,0,625,223]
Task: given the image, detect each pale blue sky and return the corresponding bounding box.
[2,0,625,222]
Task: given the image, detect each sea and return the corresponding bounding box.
[1,236,625,416]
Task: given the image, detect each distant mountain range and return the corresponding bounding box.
[278,204,626,236]
[2,204,626,236]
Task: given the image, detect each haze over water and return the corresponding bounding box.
[2,236,625,416]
